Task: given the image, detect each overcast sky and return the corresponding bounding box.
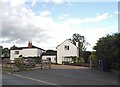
[1,0,118,51]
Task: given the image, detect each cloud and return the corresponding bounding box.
[10,0,25,7]
[1,1,116,51]
[31,0,36,7]
[114,11,120,15]
[63,13,110,25]
[83,13,110,22]
[43,0,64,4]
[40,10,52,16]
[52,0,64,4]
[58,14,70,20]
[67,2,74,6]
[114,11,118,14]
[1,1,49,44]
[70,26,117,51]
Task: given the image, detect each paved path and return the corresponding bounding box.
[51,64,89,69]
[2,65,118,86]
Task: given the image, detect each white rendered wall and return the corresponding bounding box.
[10,50,22,60]
[57,40,79,64]
[42,55,56,63]
[22,48,39,57]
[10,48,44,61]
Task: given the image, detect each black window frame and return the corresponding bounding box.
[14,51,19,54]
[64,45,69,50]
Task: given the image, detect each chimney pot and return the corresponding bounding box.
[28,41,32,48]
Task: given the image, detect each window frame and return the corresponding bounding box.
[64,45,69,50]
[14,51,19,55]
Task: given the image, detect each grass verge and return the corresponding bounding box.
[2,67,15,73]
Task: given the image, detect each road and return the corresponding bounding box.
[2,65,119,86]
[2,72,53,85]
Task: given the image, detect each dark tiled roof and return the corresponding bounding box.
[10,45,45,51]
[32,45,45,51]
[41,50,57,56]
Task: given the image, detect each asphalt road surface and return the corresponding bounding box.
[2,66,119,86]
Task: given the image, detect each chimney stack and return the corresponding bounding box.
[28,41,32,48]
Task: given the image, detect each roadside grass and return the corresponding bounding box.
[2,67,15,73]
[2,66,34,73]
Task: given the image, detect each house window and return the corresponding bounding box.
[15,51,19,54]
[64,45,69,50]
[47,58,51,61]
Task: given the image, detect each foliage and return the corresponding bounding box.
[2,48,10,57]
[2,67,14,73]
[22,56,42,64]
[69,33,89,62]
[93,33,120,70]
[72,33,88,52]
[14,58,25,71]
[71,56,79,63]
[82,51,91,63]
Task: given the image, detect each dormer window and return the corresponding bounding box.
[64,45,69,50]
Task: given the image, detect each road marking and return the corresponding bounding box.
[4,71,118,85]
[5,72,63,87]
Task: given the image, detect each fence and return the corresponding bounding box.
[41,59,51,69]
[2,59,51,71]
[2,60,15,68]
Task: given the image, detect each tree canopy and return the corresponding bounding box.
[69,33,89,62]
[2,48,10,57]
[93,33,120,70]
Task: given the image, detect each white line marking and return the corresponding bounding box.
[5,72,60,86]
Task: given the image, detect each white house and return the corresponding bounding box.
[56,39,79,64]
[41,50,57,64]
[10,41,45,60]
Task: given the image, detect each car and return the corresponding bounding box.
[24,59,36,68]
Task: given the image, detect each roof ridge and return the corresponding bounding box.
[56,39,77,48]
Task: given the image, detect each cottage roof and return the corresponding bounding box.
[56,39,77,48]
[10,41,45,51]
[10,46,45,51]
[41,50,57,56]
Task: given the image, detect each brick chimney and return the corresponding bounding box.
[10,45,16,50]
[13,45,16,48]
[28,41,32,48]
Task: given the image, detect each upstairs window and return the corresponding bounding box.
[15,51,19,54]
[64,45,69,50]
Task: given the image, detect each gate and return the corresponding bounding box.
[41,59,51,69]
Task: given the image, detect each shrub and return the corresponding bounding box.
[14,58,25,71]
[22,56,42,64]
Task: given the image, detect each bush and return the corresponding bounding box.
[111,63,119,70]
[22,56,42,64]
[14,58,25,71]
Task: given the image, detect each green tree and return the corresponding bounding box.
[93,33,120,70]
[70,33,89,62]
[82,51,91,63]
[2,48,10,57]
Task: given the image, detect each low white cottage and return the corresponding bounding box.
[10,41,45,60]
[41,50,57,64]
[57,39,79,64]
